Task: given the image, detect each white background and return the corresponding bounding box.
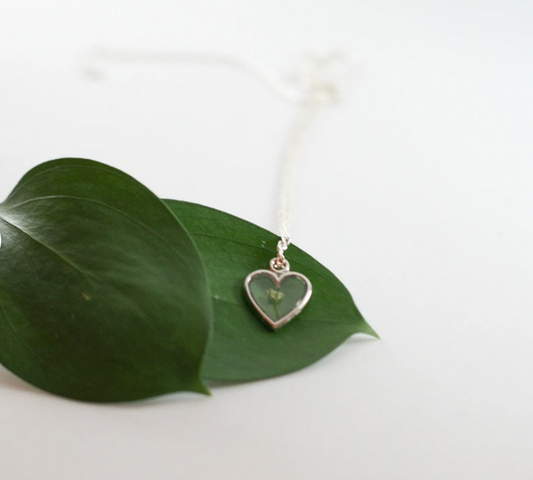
[0,1,532,479]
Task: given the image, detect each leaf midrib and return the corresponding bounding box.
[4,195,190,265]
[0,215,99,283]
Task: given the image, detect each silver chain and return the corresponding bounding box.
[85,48,350,269]
[274,54,346,268]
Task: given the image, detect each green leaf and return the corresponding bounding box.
[0,159,213,402]
[164,200,378,382]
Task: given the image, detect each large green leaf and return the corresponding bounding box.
[164,200,378,382]
[0,159,212,402]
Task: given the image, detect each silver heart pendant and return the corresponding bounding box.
[244,259,312,330]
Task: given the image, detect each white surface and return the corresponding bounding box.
[1,1,532,479]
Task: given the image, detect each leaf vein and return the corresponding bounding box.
[0,216,100,283]
[192,232,330,280]
[5,195,190,266]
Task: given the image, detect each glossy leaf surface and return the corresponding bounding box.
[165,200,378,382]
[0,159,212,402]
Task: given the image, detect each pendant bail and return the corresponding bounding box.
[273,237,291,272]
[270,256,290,273]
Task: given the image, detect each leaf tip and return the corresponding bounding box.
[191,377,211,396]
[362,324,380,340]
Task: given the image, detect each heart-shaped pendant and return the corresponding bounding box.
[244,259,312,330]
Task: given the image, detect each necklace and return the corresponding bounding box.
[87,48,348,330]
[0,49,374,402]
